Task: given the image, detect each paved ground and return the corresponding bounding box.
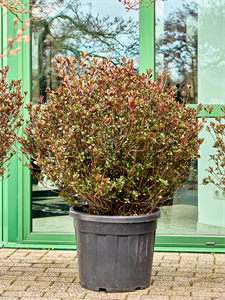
[0,249,225,299]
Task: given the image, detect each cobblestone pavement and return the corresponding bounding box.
[0,249,225,299]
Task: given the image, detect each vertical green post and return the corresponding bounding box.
[1,5,31,244]
[139,2,155,79]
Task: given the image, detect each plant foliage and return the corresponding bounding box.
[20,53,206,215]
[0,66,24,178]
[203,107,225,190]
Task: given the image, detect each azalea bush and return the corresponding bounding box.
[19,53,207,216]
[0,66,24,178]
[203,107,225,190]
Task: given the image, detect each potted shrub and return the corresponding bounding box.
[19,53,207,292]
[0,65,24,178]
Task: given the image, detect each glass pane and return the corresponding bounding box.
[198,0,225,105]
[155,0,198,104]
[156,0,225,236]
[157,119,225,236]
[31,0,139,232]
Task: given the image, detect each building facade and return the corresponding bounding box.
[1,0,225,252]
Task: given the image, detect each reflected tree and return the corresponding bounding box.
[156,2,197,103]
[32,0,139,101]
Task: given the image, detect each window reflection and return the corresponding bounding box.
[156,0,198,104]
[156,0,225,236]
[31,0,139,232]
[198,0,225,105]
[32,0,139,103]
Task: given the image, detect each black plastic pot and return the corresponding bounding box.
[70,207,161,293]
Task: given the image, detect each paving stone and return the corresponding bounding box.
[13,249,31,253]
[1,296,19,300]
[176,267,196,272]
[26,286,61,293]
[190,277,213,284]
[163,253,180,258]
[153,252,165,259]
[1,271,24,276]
[162,259,180,264]
[172,281,192,288]
[45,267,73,273]
[0,280,14,285]
[67,263,79,269]
[214,268,225,274]
[150,288,190,297]
[159,263,180,268]
[2,291,45,297]
[151,276,174,281]
[35,275,60,282]
[192,292,225,297]
[192,282,214,287]
[214,254,225,261]
[0,249,16,254]
[60,272,78,278]
[37,275,76,283]
[173,277,197,282]
[44,291,86,298]
[38,259,56,263]
[126,289,150,295]
[179,261,196,267]
[198,254,214,262]
[84,293,127,299]
[180,253,198,259]
[14,275,37,281]
[3,285,29,291]
[194,272,214,278]
[50,282,71,289]
[31,271,60,277]
[127,296,169,300]
[30,263,53,268]
[63,299,86,300]
[153,258,163,263]
[21,298,61,300]
[0,267,11,272]
[67,285,94,293]
[0,259,22,263]
[14,280,52,287]
[50,263,70,268]
[196,261,215,267]
[213,277,225,283]
[175,286,213,293]
[9,253,29,258]
[157,271,194,277]
[211,286,225,293]
[0,284,13,290]
[194,268,214,274]
[0,263,32,267]
[169,298,206,300]
[9,266,46,272]
[215,262,225,268]
[0,275,19,281]
[152,281,173,286]
[24,250,48,254]
[45,250,65,256]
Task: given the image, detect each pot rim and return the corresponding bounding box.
[69,207,161,223]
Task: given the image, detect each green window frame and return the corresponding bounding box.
[1,3,225,252]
